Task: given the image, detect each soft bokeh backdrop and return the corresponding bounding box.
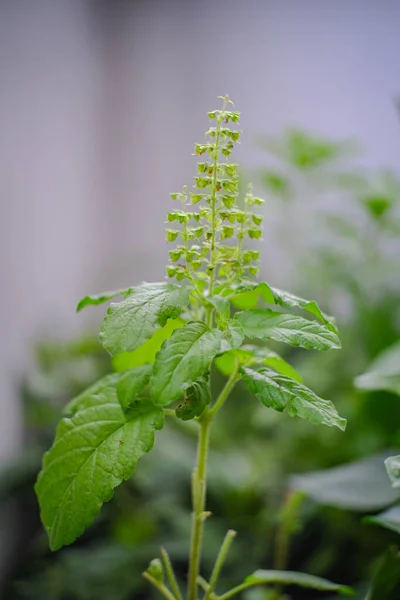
[1,0,400,594]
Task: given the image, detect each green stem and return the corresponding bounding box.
[209,365,240,417]
[207,107,226,322]
[197,576,210,593]
[188,414,212,600]
[161,547,184,600]
[164,408,177,417]
[204,530,237,600]
[217,582,255,600]
[143,572,179,600]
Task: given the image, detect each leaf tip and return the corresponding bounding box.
[76,297,87,312]
[339,585,356,596]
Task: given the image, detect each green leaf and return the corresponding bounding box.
[243,367,346,430]
[290,451,400,511]
[229,282,337,333]
[220,320,244,352]
[244,569,354,595]
[248,345,303,382]
[260,170,292,200]
[112,318,185,372]
[365,546,400,600]
[35,394,163,550]
[64,366,152,415]
[355,341,400,396]
[64,373,122,414]
[236,310,341,351]
[215,348,254,376]
[215,345,302,382]
[270,287,338,334]
[208,295,230,321]
[99,283,190,356]
[175,374,211,421]
[230,282,275,310]
[365,506,400,535]
[386,456,400,488]
[261,129,358,171]
[116,365,153,410]
[76,288,132,312]
[151,322,223,406]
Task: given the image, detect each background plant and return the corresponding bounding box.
[257,128,400,599]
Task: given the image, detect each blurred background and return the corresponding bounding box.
[1,1,400,598]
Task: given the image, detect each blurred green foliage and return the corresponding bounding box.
[2,128,400,599]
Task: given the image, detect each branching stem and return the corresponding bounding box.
[209,364,240,417]
[188,413,212,600]
[187,362,240,600]
[161,547,184,600]
[204,529,237,600]
[143,572,179,600]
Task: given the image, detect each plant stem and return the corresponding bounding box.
[206,104,226,328]
[143,572,179,600]
[209,365,239,417]
[161,547,184,600]
[204,530,237,600]
[217,582,255,600]
[187,365,241,600]
[188,414,212,600]
[164,408,177,417]
[197,576,210,593]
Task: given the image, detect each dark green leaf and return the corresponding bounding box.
[355,341,400,396]
[244,569,354,595]
[365,546,400,600]
[365,506,400,535]
[64,366,152,414]
[35,394,163,550]
[76,288,132,312]
[236,310,341,351]
[99,283,190,356]
[151,322,223,406]
[116,365,153,410]
[243,367,346,430]
[175,374,211,421]
[64,373,124,414]
[291,451,400,511]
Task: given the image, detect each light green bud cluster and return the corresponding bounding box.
[166,95,265,295]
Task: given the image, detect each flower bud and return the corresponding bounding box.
[147,559,164,582]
